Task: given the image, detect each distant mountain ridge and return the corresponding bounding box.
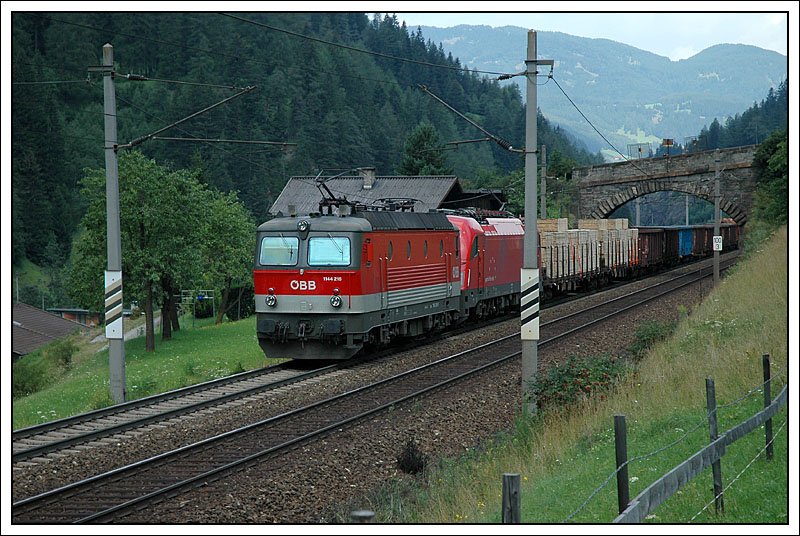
[416,24,787,158]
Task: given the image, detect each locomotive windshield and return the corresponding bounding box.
[260,235,299,266]
[308,236,351,266]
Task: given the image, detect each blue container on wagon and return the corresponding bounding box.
[677,228,693,257]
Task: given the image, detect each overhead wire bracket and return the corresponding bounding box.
[418,84,524,153]
[118,85,257,149]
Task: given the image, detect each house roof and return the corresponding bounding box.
[269,175,461,217]
[12,302,83,358]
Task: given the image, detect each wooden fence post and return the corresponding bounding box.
[763,353,774,460]
[614,414,630,514]
[705,377,725,514]
[502,473,521,523]
[350,510,375,523]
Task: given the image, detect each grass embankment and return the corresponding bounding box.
[12,315,284,430]
[346,226,789,524]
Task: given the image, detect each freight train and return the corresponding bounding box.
[254,204,739,360]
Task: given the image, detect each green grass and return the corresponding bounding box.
[12,315,284,430]
[338,225,789,524]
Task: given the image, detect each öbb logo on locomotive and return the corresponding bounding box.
[290,280,317,291]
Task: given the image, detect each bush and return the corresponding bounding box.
[529,353,627,410]
[12,337,79,399]
[44,338,79,369]
[12,356,51,400]
[628,319,676,359]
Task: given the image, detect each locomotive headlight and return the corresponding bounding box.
[266,294,278,307]
[330,294,342,308]
[297,220,310,232]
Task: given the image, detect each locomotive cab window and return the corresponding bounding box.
[308,236,351,266]
[471,236,479,258]
[260,235,299,266]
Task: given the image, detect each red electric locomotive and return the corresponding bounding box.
[447,214,524,319]
[254,207,463,360]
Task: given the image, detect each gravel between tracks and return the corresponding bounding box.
[12,261,722,523]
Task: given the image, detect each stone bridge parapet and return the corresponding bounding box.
[574,145,758,225]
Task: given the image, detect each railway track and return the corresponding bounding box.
[11,311,519,468]
[540,256,738,342]
[11,361,341,464]
[12,256,732,524]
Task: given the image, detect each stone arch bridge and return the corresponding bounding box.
[573,145,759,225]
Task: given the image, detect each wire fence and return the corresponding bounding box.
[498,353,787,524]
[351,354,787,524]
[613,383,786,523]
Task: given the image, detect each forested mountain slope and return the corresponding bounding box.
[416,24,787,156]
[12,12,601,266]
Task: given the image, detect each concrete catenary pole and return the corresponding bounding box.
[521,31,551,414]
[101,44,126,403]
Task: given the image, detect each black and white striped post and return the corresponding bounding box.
[520,270,540,350]
[104,271,124,338]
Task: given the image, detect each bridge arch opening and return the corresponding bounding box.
[609,190,735,226]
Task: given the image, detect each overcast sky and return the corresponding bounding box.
[2,2,794,62]
[394,5,792,61]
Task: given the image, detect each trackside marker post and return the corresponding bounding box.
[104,270,124,339]
[520,268,540,340]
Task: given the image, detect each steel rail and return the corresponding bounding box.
[12,362,338,463]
